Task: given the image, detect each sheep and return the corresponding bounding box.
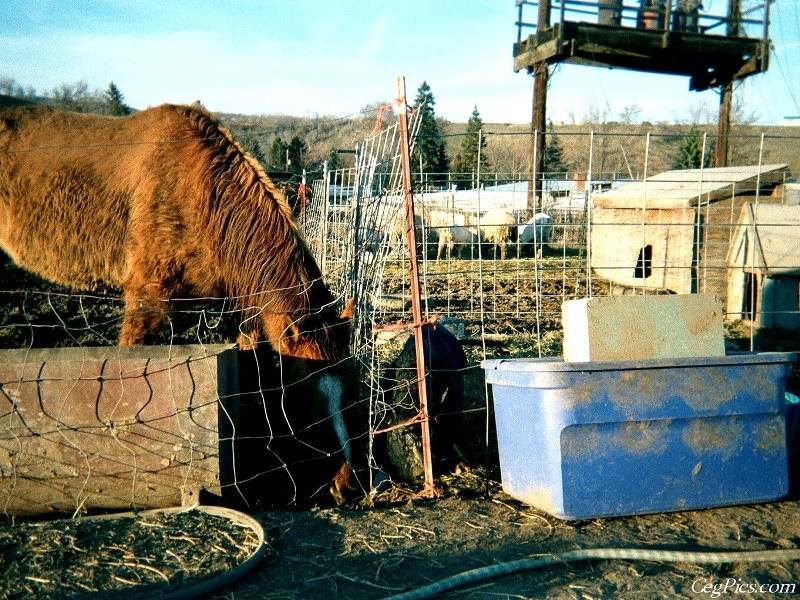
[518,213,552,258]
[436,225,478,260]
[479,209,516,260]
[391,212,438,258]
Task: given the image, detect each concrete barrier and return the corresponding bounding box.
[562,294,725,362]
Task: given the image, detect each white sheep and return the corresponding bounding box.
[518,212,552,258]
[479,209,516,260]
[436,225,478,260]
[391,211,437,257]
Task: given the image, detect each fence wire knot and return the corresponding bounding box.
[373,409,428,436]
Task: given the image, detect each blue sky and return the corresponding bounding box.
[1,1,798,125]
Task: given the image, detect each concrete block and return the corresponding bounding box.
[0,344,238,515]
[562,294,725,362]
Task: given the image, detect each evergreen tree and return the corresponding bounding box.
[326,148,340,172]
[411,81,449,189]
[543,121,570,177]
[672,126,712,170]
[435,142,449,185]
[247,140,266,165]
[104,82,131,116]
[269,137,288,171]
[287,136,307,176]
[450,106,490,189]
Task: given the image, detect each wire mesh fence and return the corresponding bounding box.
[294,120,800,502]
[305,127,800,348]
[1,100,800,514]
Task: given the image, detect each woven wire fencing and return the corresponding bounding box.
[299,124,800,490]
[2,112,800,514]
[306,126,800,354]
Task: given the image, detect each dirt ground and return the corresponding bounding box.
[219,490,800,599]
[3,255,800,598]
[4,469,800,599]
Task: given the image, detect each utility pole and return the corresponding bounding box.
[528,0,551,215]
[715,0,742,167]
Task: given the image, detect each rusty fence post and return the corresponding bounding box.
[395,75,436,496]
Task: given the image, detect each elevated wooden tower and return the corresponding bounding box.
[514,0,772,203]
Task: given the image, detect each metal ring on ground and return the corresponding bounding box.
[83,504,267,600]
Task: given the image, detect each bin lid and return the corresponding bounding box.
[482,352,797,375]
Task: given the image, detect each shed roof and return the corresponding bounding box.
[727,203,800,276]
[593,164,789,210]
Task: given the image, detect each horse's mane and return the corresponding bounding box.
[177,106,346,357]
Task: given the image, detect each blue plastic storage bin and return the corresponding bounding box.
[483,352,796,520]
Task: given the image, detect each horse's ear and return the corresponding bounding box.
[340,298,354,321]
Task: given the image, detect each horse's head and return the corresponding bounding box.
[238,298,353,358]
[236,300,366,506]
[270,310,351,362]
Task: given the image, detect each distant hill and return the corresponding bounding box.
[218,110,800,183]
[2,93,796,181]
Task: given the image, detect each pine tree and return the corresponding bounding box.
[287,136,307,176]
[672,126,712,170]
[451,106,490,189]
[543,121,570,177]
[269,137,288,171]
[104,82,131,116]
[411,81,449,189]
[248,140,266,165]
[326,148,340,172]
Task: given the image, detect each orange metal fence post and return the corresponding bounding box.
[396,75,436,496]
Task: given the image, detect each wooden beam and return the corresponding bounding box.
[514,22,766,82]
[513,38,563,72]
[525,0,551,214]
[714,0,743,168]
[530,62,548,214]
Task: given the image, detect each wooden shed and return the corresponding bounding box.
[726,203,800,330]
[590,164,789,297]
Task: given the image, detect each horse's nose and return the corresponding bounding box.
[329,462,360,505]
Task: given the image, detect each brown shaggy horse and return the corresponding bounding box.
[0,98,362,505]
[0,99,346,358]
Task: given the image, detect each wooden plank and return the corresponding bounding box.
[513,21,767,83]
[0,345,238,515]
[513,38,564,72]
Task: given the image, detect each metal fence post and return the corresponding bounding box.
[396,75,436,496]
